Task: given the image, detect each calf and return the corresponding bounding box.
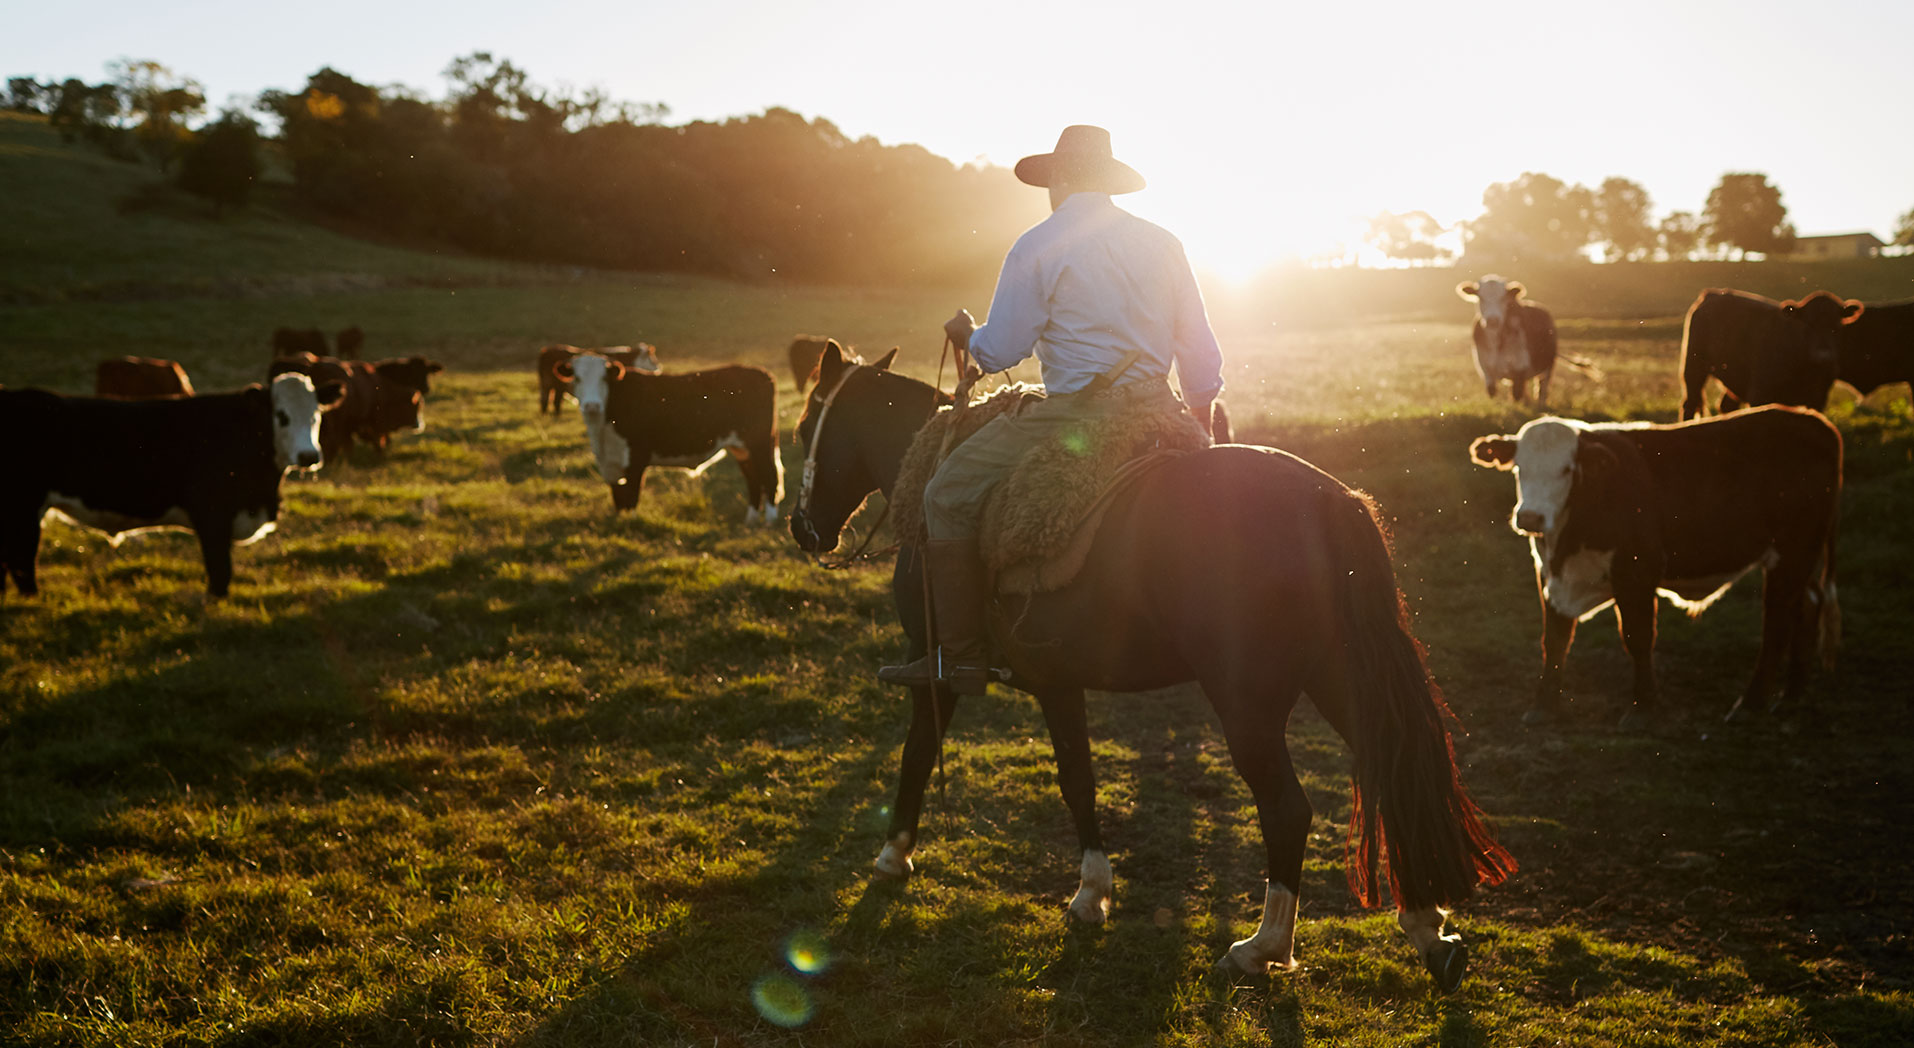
[272,327,329,358]
[95,356,195,399]
[1,373,341,599]
[1469,407,1841,727]
[537,343,658,413]
[1836,298,1914,399]
[558,356,782,523]
[1678,289,1863,420]
[788,335,832,390]
[1456,276,1564,402]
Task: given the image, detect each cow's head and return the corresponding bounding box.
[557,352,626,423]
[271,372,344,471]
[1456,274,1526,336]
[1780,291,1865,365]
[375,356,445,396]
[1469,416,1590,536]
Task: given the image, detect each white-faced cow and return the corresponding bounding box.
[96,356,195,399]
[1836,298,1914,399]
[1456,275,1566,403]
[1678,289,1864,420]
[537,342,659,414]
[1468,406,1841,727]
[557,355,783,523]
[271,354,443,462]
[1,373,342,599]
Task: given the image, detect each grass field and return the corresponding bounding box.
[3,112,1913,1046]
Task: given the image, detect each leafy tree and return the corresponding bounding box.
[1659,211,1702,261]
[1592,177,1655,262]
[1463,172,1593,263]
[177,109,260,214]
[1894,206,1914,251]
[1363,210,1449,265]
[1702,172,1794,259]
[108,59,206,172]
[47,77,124,151]
[6,77,48,112]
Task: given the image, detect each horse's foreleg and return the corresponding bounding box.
[1037,688,1109,922]
[1398,906,1467,993]
[877,681,958,879]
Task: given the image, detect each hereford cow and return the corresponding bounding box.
[271,327,329,358]
[95,356,195,399]
[1,373,342,599]
[1456,276,1569,402]
[537,342,658,414]
[787,335,833,390]
[272,354,443,461]
[1836,298,1914,398]
[557,355,782,523]
[1468,406,1841,727]
[1677,289,1863,420]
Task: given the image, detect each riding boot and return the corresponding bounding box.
[878,537,1009,694]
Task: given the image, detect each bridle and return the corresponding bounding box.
[797,362,898,569]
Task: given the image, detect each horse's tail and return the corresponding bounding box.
[1328,488,1516,911]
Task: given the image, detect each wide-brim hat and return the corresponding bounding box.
[1014,125,1145,195]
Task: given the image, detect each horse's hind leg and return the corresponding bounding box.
[1207,678,1310,977]
[1037,687,1110,923]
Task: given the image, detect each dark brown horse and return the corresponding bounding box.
[788,344,1514,989]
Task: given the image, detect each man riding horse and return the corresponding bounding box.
[878,124,1226,695]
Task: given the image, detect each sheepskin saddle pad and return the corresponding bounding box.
[893,382,1214,594]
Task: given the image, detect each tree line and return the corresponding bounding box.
[1369,170,1914,267]
[6,55,1042,284]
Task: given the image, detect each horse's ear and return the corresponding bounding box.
[819,340,847,382]
[1469,434,1518,470]
[872,347,898,371]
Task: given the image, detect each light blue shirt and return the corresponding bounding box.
[969,192,1225,402]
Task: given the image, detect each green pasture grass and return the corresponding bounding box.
[4,120,1914,1045]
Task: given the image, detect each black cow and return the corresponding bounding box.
[1,373,341,598]
[1836,298,1914,398]
[558,358,782,523]
[1678,289,1863,420]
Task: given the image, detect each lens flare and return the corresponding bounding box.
[752,973,813,1028]
[786,929,831,975]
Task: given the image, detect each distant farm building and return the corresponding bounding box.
[1780,232,1885,262]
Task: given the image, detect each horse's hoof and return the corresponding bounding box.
[873,854,913,881]
[1521,707,1559,728]
[1423,939,1468,994]
[1067,897,1109,925]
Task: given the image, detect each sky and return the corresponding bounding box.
[7,0,1911,279]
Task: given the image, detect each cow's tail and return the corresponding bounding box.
[1557,354,1603,381]
[1328,487,1516,912]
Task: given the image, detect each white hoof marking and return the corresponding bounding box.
[1068,850,1113,923]
[875,833,914,879]
[1223,882,1300,973]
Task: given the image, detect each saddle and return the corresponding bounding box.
[893,382,1214,594]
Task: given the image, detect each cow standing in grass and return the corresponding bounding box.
[537,343,658,414]
[559,354,782,523]
[1678,289,1863,420]
[1456,276,1570,403]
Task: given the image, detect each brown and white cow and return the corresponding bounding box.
[1677,289,1863,420]
[1468,406,1841,727]
[95,356,195,399]
[1836,298,1914,399]
[1,373,341,598]
[557,355,782,523]
[271,354,443,462]
[1456,275,1568,403]
[537,342,658,413]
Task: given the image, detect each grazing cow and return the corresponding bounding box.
[1468,406,1841,727]
[787,335,834,390]
[95,356,195,399]
[537,342,658,414]
[272,354,443,461]
[1456,276,1573,403]
[1678,289,1864,420]
[336,326,365,359]
[271,327,329,358]
[557,355,782,523]
[1836,298,1914,398]
[1,373,342,598]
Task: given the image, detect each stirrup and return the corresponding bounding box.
[877,649,1010,693]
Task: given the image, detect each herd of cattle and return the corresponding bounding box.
[3,289,1910,727]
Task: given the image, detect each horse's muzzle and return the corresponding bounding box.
[790,510,823,553]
